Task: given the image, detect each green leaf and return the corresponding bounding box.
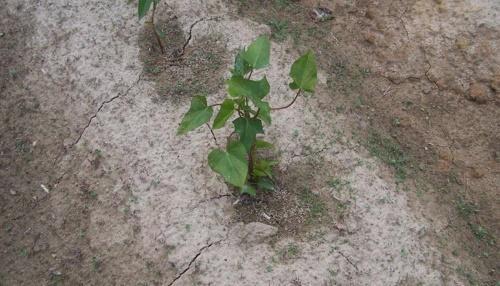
[253,159,277,178]
[208,141,248,187]
[242,36,270,69]
[255,101,271,125]
[241,184,256,196]
[257,177,275,191]
[138,0,153,20]
[232,50,252,77]
[289,50,317,92]
[227,76,270,101]
[177,96,213,135]
[227,76,272,124]
[233,117,264,152]
[255,140,274,149]
[212,99,235,129]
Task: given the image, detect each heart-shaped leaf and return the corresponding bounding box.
[233,117,264,152]
[242,36,270,69]
[138,0,153,20]
[212,99,235,129]
[177,96,213,135]
[227,76,270,101]
[289,50,317,92]
[208,141,248,187]
[232,50,252,77]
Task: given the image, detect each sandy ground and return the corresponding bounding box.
[1,0,498,285]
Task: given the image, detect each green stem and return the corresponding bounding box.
[248,143,256,181]
[253,108,260,119]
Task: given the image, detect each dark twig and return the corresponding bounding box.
[206,123,219,146]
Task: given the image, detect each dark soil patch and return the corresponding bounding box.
[138,11,229,104]
[233,158,346,238]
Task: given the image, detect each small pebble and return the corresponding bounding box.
[10,190,16,195]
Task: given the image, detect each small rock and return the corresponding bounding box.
[243,222,278,243]
[435,159,451,172]
[10,189,16,195]
[364,9,376,20]
[470,167,486,179]
[363,31,377,45]
[490,74,500,93]
[310,7,333,22]
[455,36,470,50]
[467,83,489,104]
[346,219,360,234]
[40,184,50,193]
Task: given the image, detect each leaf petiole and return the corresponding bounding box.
[271,89,302,110]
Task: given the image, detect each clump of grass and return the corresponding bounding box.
[300,188,326,221]
[277,243,300,261]
[366,131,408,181]
[268,19,289,42]
[469,224,488,240]
[91,256,102,271]
[273,0,292,8]
[456,198,478,218]
[455,266,478,286]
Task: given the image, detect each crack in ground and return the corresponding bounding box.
[71,72,143,147]
[422,49,441,90]
[397,0,410,39]
[189,193,234,210]
[338,250,360,273]
[377,73,422,85]
[424,61,440,90]
[290,146,338,159]
[179,16,222,57]
[167,239,224,286]
[50,72,143,187]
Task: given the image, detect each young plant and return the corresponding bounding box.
[177,36,317,196]
[138,0,165,54]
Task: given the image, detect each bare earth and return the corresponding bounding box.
[1,0,498,285]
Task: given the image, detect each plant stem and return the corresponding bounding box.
[205,123,219,146]
[248,143,256,181]
[271,89,302,110]
[152,1,165,54]
[253,108,260,119]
